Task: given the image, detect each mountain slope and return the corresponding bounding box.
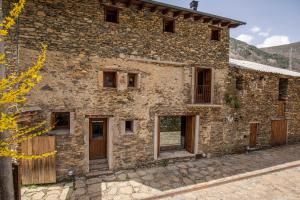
[261,42,300,70]
[230,38,290,69]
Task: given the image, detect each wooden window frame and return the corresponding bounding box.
[278,78,288,101]
[194,68,212,104]
[211,28,221,41]
[128,73,137,88]
[236,76,243,91]
[52,112,70,130]
[125,120,134,133]
[104,6,119,24]
[103,71,117,88]
[163,19,175,33]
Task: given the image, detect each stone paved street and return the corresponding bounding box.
[22,182,73,200]
[71,144,300,200]
[163,166,300,200]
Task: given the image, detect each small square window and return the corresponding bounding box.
[103,71,117,88]
[163,19,175,33]
[211,29,221,41]
[128,73,137,88]
[52,112,70,130]
[125,120,133,132]
[236,76,243,90]
[105,7,119,23]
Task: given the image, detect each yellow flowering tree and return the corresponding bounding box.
[0,0,55,199]
[0,0,55,159]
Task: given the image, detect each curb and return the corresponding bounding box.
[142,160,300,200]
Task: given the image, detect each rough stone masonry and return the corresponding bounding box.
[2,0,300,181]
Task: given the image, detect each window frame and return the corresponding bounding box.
[163,19,175,33]
[194,67,213,104]
[104,6,119,24]
[128,73,137,88]
[210,28,221,41]
[125,120,134,133]
[52,112,70,130]
[236,76,243,91]
[103,71,117,88]
[278,78,288,101]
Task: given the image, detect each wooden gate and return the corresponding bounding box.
[271,120,287,146]
[21,136,56,185]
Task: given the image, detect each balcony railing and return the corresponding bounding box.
[195,85,211,104]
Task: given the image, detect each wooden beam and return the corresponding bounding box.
[150,6,157,12]
[221,21,231,27]
[173,11,182,17]
[137,3,144,10]
[126,0,132,7]
[194,15,203,21]
[184,13,193,19]
[161,8,169,15]
[212,20,222,25]
[203,18,212,23]
[111,0,116,5]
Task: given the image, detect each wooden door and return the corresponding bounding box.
[271,120,287,146]
[21,136,56,185]
[277,101,286,117]
[89,118,107,160]
[249,123,258,148]
[186,116,195,154]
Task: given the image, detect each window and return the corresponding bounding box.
[195,68,212,103]
[103,71,117,88]
[278,78,288,101]
[211,29,221,41]
[125,121,134,132]
[105,7,119,23]
[163,19,175,33]
[128,73,137,88]
[236,76,243,90]
[91,120,104,139]
[52,112,70,130]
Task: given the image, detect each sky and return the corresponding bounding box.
[157,0,300,48]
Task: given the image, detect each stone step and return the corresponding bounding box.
[89,164,109,171]
[89,159,107,165]
[86,170,113,178]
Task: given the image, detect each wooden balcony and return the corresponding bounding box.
[195,84,211,104]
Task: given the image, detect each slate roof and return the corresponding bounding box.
[230,59,300,77]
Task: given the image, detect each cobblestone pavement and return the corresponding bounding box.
[22,182,73,200]
[72,144,300,200]
[163,166,300,200]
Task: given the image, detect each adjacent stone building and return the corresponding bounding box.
[3,0,300,182]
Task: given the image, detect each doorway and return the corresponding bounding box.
[89,118,107,160]
[157,116,195,157]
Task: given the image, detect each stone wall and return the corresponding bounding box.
[227,67,300,151]
[6,0,300,182]
[3,0,231,180]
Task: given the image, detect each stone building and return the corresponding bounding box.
[2,0,300,181]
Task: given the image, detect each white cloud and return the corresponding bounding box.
[236,34,254,44]
[257,35,290,48]
[251,26,261,33]
[258,32,270,37]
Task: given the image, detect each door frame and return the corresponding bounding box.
[154,114,199,159]
[89,118,108,160]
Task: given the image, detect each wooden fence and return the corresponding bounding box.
[21,136,56,185]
